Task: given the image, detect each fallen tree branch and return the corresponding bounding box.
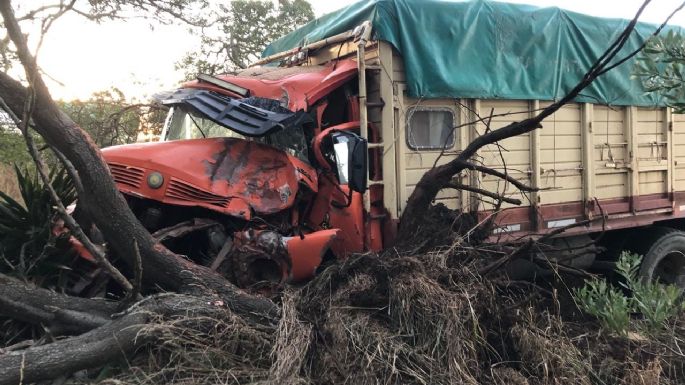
[0,294,257,385]
[0,0,279,324]
[0,309,148,385]
[461,161,538,192]
[0,273,116,334]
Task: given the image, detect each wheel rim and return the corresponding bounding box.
[653,250,685,288]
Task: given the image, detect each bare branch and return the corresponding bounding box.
[445,182,522,206]
[461,162,538,192]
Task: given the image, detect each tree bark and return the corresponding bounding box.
[0,312,147,385]
[0,293,258,385]
[0,273,117,334]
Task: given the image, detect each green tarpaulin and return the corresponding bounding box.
[262,0,683,107]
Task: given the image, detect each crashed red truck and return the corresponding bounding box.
[59,10,685,290]
[61,57,384,290]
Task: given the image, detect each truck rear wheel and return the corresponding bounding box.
[629,227,685,288]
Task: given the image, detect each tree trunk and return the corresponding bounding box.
[0,274,117,334]
[0,0,278,324]
[0,293,242,385]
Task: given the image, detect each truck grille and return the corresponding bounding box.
[108,163,144,189]
[166,178,229,208]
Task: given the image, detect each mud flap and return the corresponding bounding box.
[285,229,339,281]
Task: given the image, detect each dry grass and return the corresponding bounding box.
[98,247,685,385]
[0,163,20,202]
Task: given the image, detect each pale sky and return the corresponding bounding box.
[28,0,685,101]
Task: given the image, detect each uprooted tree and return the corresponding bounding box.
[0,0,681,383]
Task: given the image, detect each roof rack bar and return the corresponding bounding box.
[252,22,371,67]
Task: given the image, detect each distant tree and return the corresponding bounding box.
[58,88,166,147]
[0,126,30,165]
[176,0,314,79]
[634,29,685,112]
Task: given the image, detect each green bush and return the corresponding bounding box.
[575,276,632,334]
[574,251,684,335]
[615,252,684,330]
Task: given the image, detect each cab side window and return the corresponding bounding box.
[406,108,455,150]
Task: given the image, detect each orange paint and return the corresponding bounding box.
[103,137,318,217]
[286,229,339,281]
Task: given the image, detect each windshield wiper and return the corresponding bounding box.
[186,113,207,138]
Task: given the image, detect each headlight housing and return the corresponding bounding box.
[147,171,164,189]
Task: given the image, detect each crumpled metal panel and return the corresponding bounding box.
[102,137,318,217]
[182,59,358,111]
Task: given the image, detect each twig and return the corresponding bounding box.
[478,217,599,276]
[51,147,84,195]
[478,238,535,276]
[445,182,522,205]
[120,241,144,309]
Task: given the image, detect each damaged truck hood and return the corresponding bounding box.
[102,138,317,219]
[183,59,358,111]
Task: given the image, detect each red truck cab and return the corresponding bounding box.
[100,58,385,290]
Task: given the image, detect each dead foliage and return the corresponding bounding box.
[71,240,681,385]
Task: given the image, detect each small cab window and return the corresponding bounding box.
[406,107,455,150]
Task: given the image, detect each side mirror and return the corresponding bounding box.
[331,131,367,193]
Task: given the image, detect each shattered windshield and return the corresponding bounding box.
[163,106,309,161]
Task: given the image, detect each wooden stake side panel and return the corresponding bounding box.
[477,100,532,210]
[673,113,685,194]
[348,41,682,235]
[593,105,629,200]
[636,107,668,197]
[537,102,583,206]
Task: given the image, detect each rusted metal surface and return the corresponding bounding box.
[227,230,291,292]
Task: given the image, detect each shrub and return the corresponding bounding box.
[574,251,684,335]
[615,252,684,330]
[575,276,632,334]
[0,164,76,278]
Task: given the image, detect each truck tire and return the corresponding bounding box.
[629,227,685,288]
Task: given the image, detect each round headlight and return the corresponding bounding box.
[147,172,164,189]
